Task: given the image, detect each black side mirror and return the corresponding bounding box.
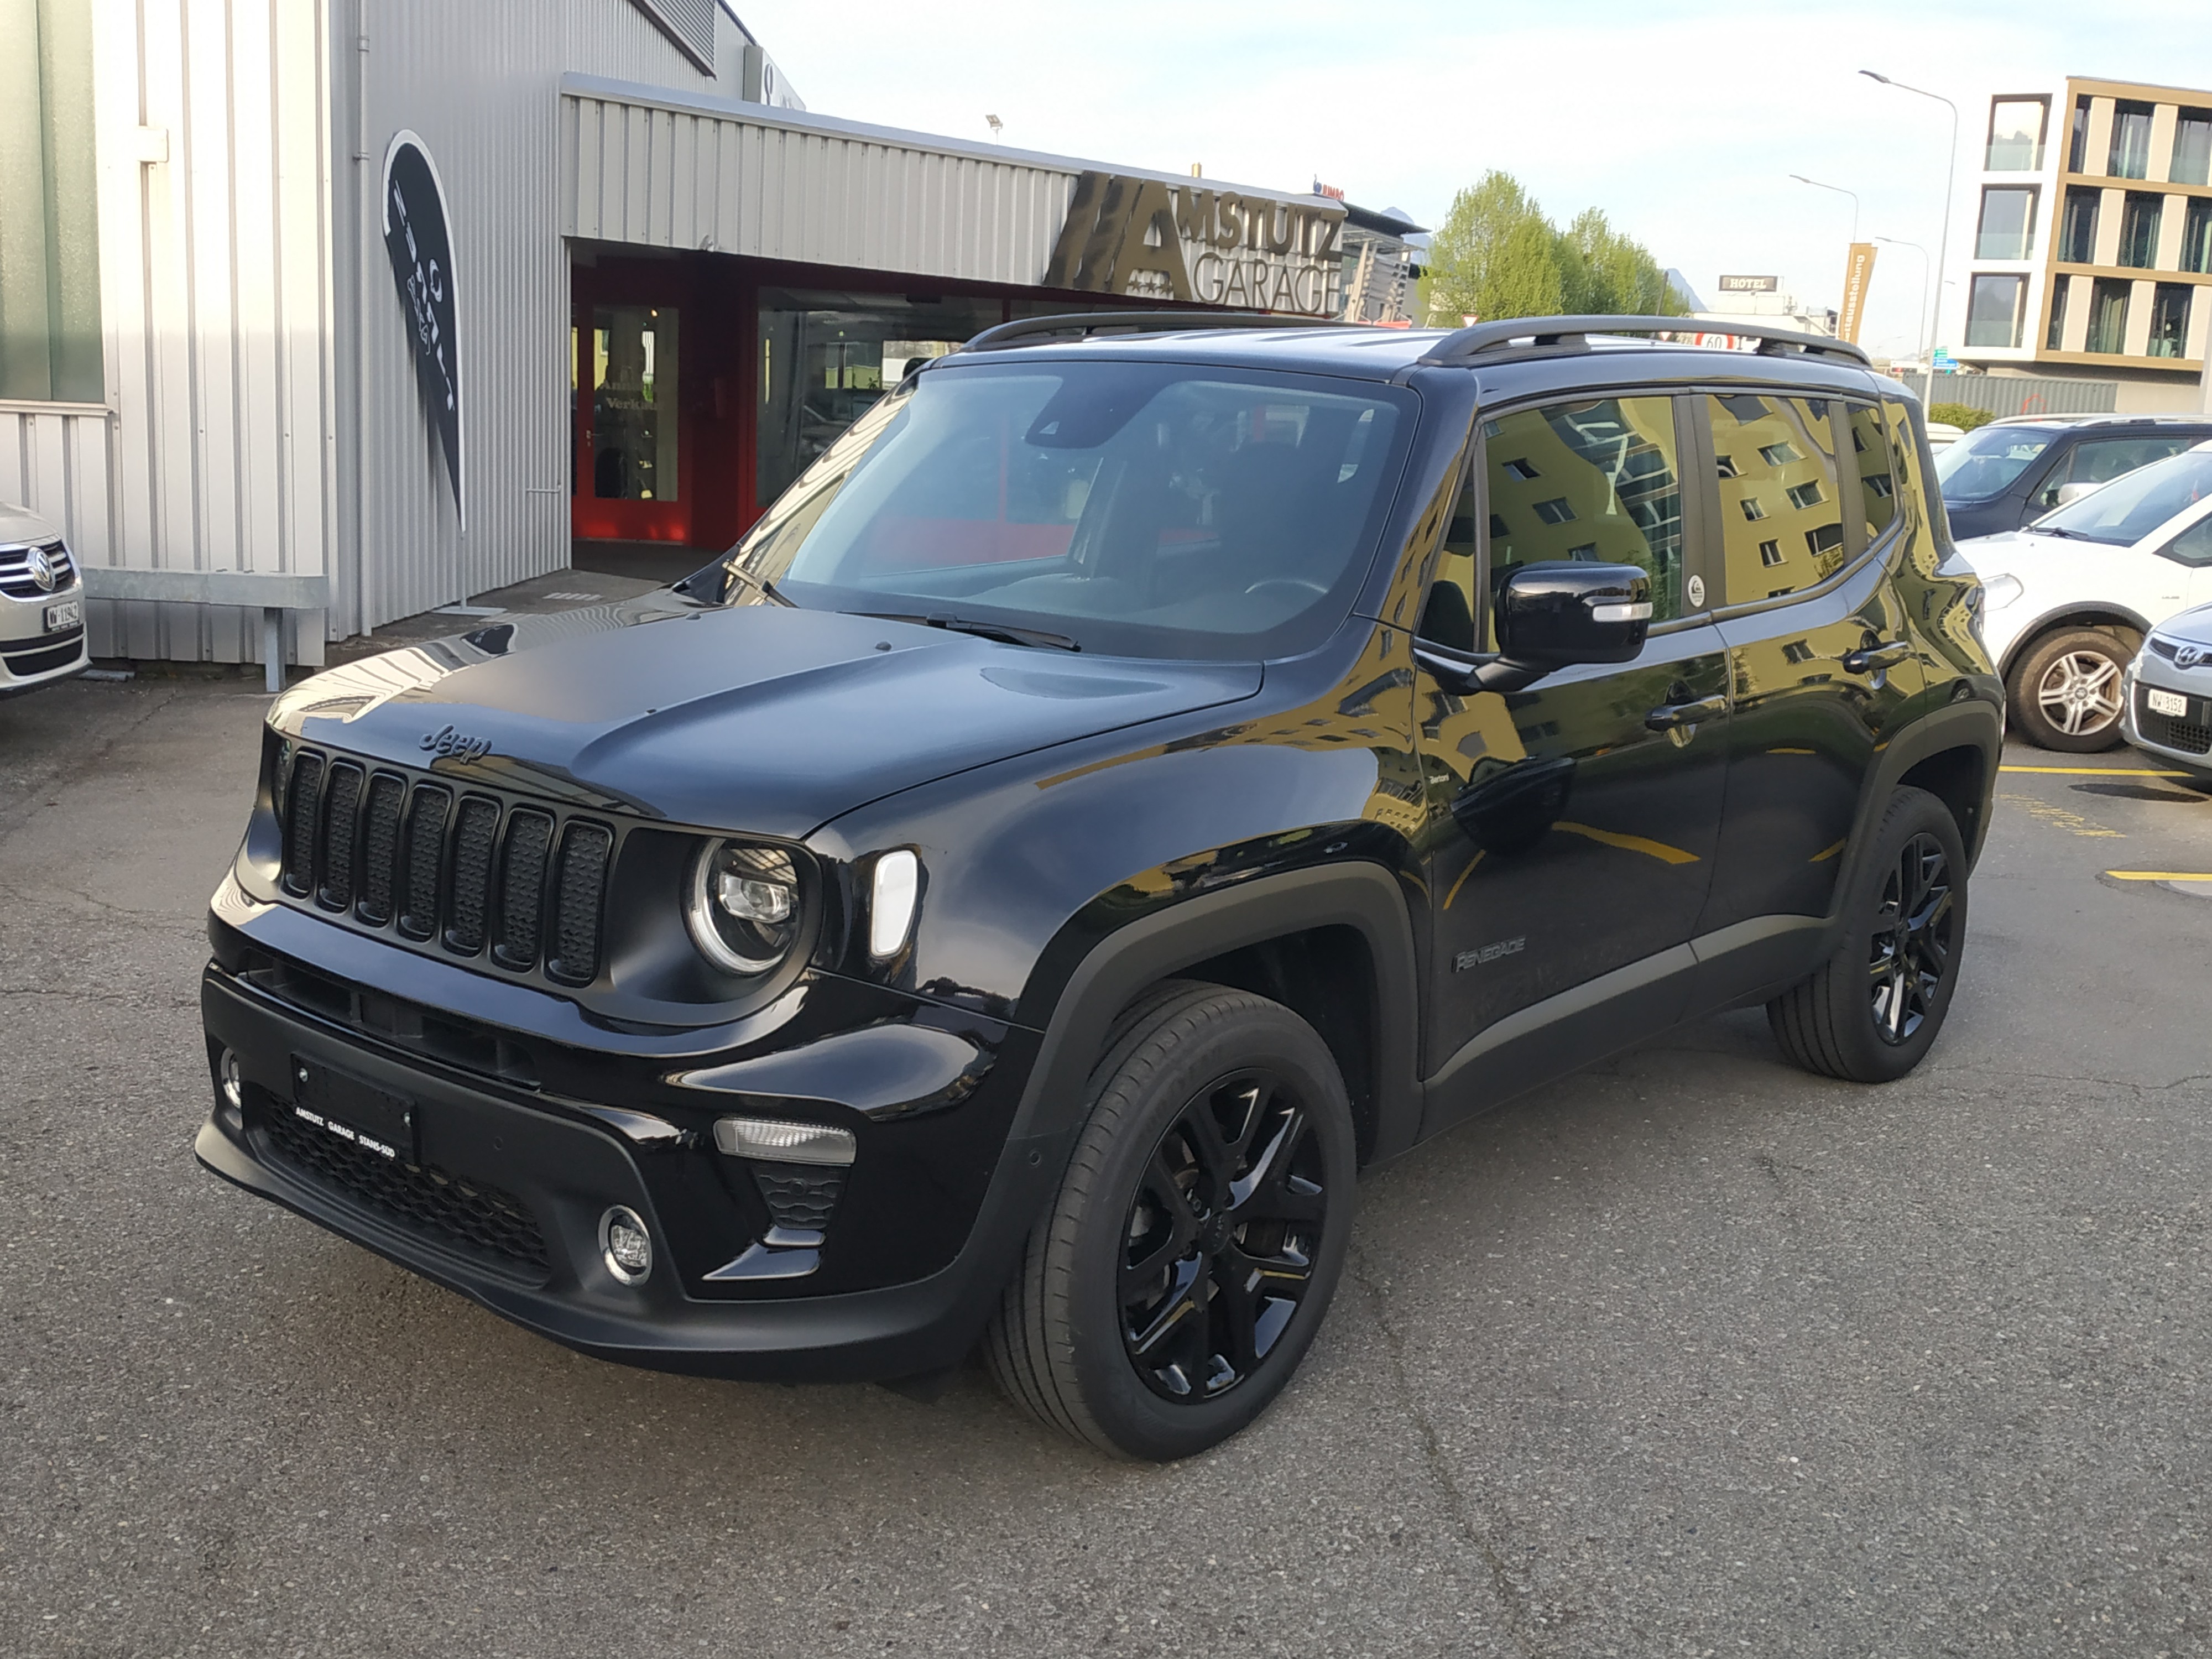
[1415,562,1653,694]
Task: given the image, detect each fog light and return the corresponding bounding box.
[218,1048,244,1110]
[599,1205,653,1284]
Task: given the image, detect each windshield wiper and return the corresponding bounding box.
[859,612,1081,651]
[728,563,796,606]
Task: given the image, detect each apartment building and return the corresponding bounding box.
[1955,77,2212,411]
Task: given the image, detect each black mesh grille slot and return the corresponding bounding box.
[546,821,613,985]
[316,763,364,911]
[493,810,554,969]
[398,786,450,940]
[281,751,325,896]
[445,796,500,955]
[357,774,406,925]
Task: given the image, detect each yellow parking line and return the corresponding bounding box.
[1553,822,1702,865]
[1808,838,1845,863]
[2000,765,2188,777]
[1768,746,1814,755]
[2105,870,2212,881]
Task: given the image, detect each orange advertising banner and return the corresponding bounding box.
[1838,242,1877,345]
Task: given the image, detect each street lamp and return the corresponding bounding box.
[1790,174,1860,244]
[1875,236,1931,367]
[1861,70,1959,360]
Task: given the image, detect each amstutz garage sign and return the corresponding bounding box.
[1044,171,1347,317]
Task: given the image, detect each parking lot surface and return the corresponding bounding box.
[4,675,2209,1658]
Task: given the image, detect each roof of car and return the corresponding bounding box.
[931,315,1892,399]
[1986,411,2212,430]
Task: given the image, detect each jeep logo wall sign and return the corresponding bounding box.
[420,724,492,762]
[382,131,463,526]
[1044,172,1347,316]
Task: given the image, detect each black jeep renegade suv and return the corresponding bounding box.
[197,313,2000,1460]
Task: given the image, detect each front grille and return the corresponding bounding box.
[3,626,86,679]
[278,745,614,984]
[0,538,75,600]
[2143,709,2212,755]
[261,1100,551,1275]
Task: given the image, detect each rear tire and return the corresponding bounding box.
[984,984,1355,1460]
[2006,627,2132,752]
[1768,786,1968,1083]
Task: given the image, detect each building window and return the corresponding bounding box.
[2147,285,2192,358]
[2085,278,2131,353]
[0,0,103,402]
[2183,198,2212,274]
[2117,193,2163,268]
[2109,101,2154,179]
[1985,97,2049,170]
[2175,108,2212,187]
[2068,96,2091,173]
[1965,274,2028,348]
[1976,187,2038,259]
[1707,395,1843,606]
[2060,187,2100,263]
[2047,276,2072,349]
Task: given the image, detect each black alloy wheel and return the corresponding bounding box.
[1119,1068,1328,1402]
[985,983,1357,1460]
[1768,785,1970,1083]
[1867,832,1955,1046]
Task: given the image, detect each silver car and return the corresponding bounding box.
[2124,601,2212,790]
[0,501,90,696]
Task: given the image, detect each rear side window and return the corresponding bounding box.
[1708,395,1845,604]
[1882,398,1929,533]
[1478,397,1685,641]
[1845,402,1897,543]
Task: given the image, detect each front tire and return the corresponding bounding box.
[2007,627,2132,752]
[1768,786,1968,1083]
[985,984,1356,1460]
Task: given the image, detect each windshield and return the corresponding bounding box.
[1934,424,2054,501]
[2033,448,2212,545]
[727,360,1413,660]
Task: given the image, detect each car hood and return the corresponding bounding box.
[1949,528,2113,572]
[270,597,1264,837]
[0,500,60,545]
[2154,601,2212,649]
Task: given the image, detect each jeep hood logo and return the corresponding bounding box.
[420,723,491,762]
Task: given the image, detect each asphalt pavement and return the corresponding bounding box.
[3,673,2209,1658]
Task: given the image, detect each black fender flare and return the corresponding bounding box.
[1832,696,2003,914]
[1010,862,1423,1164]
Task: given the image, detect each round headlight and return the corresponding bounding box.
[686,839,802,975]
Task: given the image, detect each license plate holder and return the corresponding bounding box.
[43,597,81,633]
[2146,686,2189,718]
[289,1057,418,1163]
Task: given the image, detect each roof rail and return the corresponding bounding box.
[1415,314,1872,369]
[960,309,1350,353]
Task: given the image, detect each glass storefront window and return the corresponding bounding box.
[756,290,1006,508]
[1985,98,2047,171]
[586,305,678,501]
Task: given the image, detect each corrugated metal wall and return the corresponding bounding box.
[1900,373,2120,417]
[343,0,744,633]
[561,88,1082,284]
[30,0,338,666]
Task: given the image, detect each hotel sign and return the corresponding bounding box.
[1044,171,1347,317]
[1717,274,1780,293]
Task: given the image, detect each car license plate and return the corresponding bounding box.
[43,598,81,632]
[290,1057,418,1162]
[2146,687,2189,718]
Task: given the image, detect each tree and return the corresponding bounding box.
[1421,174,1684,325]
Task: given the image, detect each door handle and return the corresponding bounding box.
[1645,693,1728,731]
[1843,639,1913,675]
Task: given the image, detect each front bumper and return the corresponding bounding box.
[197,966,1067,1383]
[0,582,89,694]
[2122,654,2212,780]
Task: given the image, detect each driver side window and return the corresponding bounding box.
[1418,397,1684,653]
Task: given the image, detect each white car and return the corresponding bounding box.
[1,501,90,696]
[2124,601,2212,789]
[1952,441,2212,751]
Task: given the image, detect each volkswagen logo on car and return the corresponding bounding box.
[26,546,56,593]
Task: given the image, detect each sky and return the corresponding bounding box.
[730,0,2212,363]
